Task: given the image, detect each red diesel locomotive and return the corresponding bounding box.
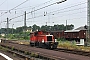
[30,31,58,49]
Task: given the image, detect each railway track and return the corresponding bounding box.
[0,40,90,60]
[0,44,41,60]
[2,40,90,57]
[54,48,90,57]
[6,40,90,57]
[0,40,65,60]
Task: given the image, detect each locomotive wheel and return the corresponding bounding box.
[52,44,57,49]
[30,42,34,46]
[35,42,39,47]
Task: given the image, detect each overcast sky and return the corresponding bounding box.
[0,0,87,29]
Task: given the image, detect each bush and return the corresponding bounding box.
[57,38,66,41]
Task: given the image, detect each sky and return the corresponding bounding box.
[0,0,87,29]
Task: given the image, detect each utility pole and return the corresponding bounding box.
[24,11,27,40]
[24,11,26,27]
[46,22,47,26]
[7,17,9,34]
[87,0,90,45]
[66,20,67,31]
[7,18,9,29]
[12,24,14,34]
[6,17,9,40]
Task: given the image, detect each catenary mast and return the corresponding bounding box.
[87,0,90,44]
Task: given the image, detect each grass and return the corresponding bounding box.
[30,52,39,58]
[0,46,8,51]
[13,53,16,57]
[30,52,35,57]
[58,40,90,52]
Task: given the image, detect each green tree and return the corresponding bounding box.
[66,24,74,30]
[32,24,40,31]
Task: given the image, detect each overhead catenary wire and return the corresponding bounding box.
[11,17,87,28]
[25,8,87,25]
[0,0,55,23]
[0,0,7,7]
[11,0,87,12]
[0,0,87,28]
[52,6,87,15]
[26,6,87,20]
[2,1,86,21]
[9,0,67,21]
[0,10,8,11]
[31,16,87,23]
[12,10,86,24]
[47,2,87,15]
[1,1,86,23]
[0,0,30,17]
[14,0,54,10]
[27,10,86,23]
[0,0,53,17]
[26,1,87,16]
[13,1,87,20]
[10,0,30,10]
[5,1,86,26]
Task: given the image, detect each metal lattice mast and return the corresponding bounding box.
[87,0,90,43]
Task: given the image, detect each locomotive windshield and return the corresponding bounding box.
[47,36,52,41]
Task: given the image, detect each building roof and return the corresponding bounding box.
[50,30,64,32]
[65,30,80,32]
[75,26,87,30]
[65,26,87,32]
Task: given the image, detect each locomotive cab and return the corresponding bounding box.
[30,31,58,49]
